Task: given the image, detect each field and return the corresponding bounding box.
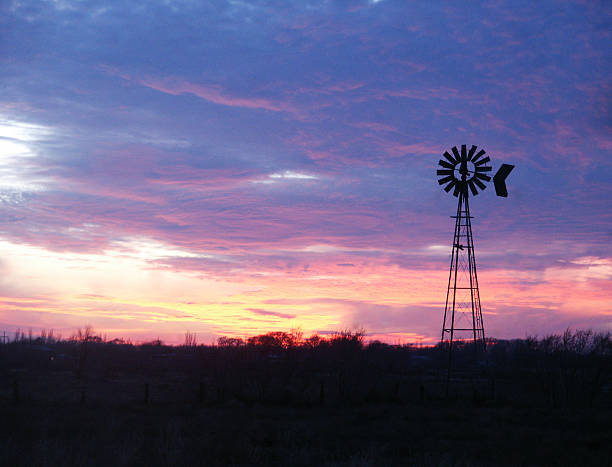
[0,329,610,466]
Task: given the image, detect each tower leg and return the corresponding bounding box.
[464,196,486,351]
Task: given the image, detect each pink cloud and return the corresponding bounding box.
[596,137,612,151]
[377,141,440,157]
[384,87,462,100]
[140,77,294,112]
[350,121,398,132]
[247,308,297,319]
[101,65,295,113]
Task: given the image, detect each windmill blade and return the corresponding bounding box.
[436,145,502,199]
[438,175,454,185]
[493,163,514,197]
[467,145,477,160]
[442,151,457,164]
[444,179,457,193]
[473,178,487,190]
[472,149,486,163]
[451,146,461,161]
[468,180,478,196]
[475,156,491,166]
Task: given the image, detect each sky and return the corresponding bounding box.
[0,0,611,344]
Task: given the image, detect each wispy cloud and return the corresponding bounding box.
[247,308,297,319]
[102,66,295,113]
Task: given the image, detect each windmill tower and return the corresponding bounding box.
[436,145,513,371]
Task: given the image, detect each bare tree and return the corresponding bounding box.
[184,331,197,348]
[74,325,95,379]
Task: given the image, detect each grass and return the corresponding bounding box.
[0,329,610,466]
[1,401,610,466]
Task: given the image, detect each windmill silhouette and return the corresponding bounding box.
[437,145,513,381]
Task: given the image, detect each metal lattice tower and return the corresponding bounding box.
[436,144,514,383]
[441,189,485,351]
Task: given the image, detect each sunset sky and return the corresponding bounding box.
[1,0,611,344]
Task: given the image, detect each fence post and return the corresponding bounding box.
[319,379,325,405]
[199,381,206,405]
[392,380,400,403]
[13,379,19,404]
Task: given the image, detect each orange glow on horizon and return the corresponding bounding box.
[0,238,609,344]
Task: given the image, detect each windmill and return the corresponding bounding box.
[436,145,513,378]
